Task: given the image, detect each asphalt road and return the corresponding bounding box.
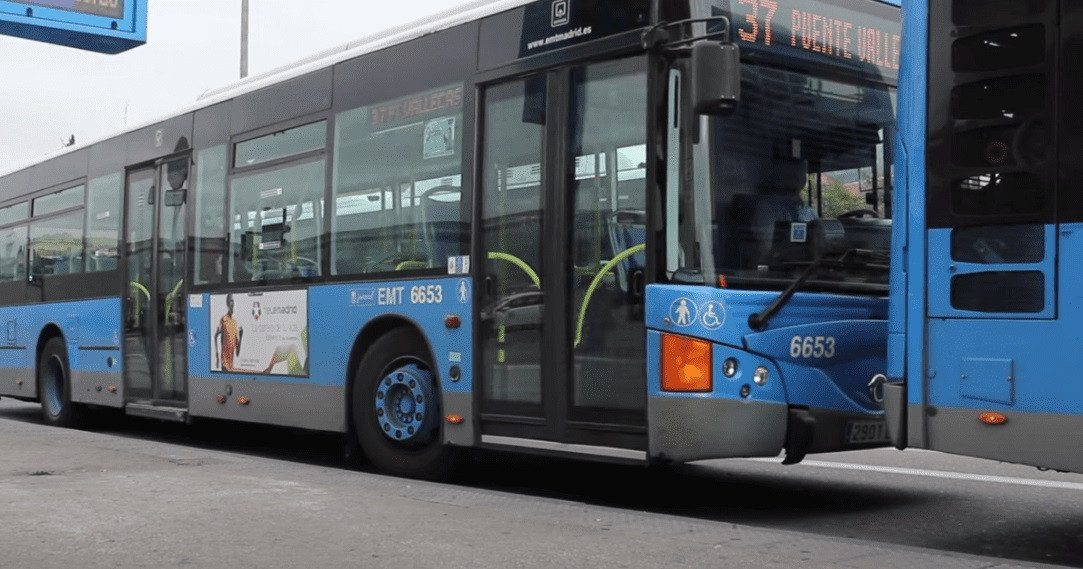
[1,397,1080,568]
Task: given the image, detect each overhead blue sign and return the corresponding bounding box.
[0,0,145,53]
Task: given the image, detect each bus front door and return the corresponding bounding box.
[478,58,649,453]
[122,156,190,408]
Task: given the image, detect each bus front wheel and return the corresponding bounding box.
[351,328,457,480]
[38,337,81,428]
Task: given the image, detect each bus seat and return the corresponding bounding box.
[603,210,646,293]
[421,185,463,268]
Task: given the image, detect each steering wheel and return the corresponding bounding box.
[838,209,880,219]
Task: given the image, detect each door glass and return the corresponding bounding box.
[124,168,156,398]
[481,78,547,408]
[568,59,647,420]
[157,157,189,401]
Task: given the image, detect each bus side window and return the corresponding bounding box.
[228,160,325,283]
[85,172,122,274]
[331,84,465,276]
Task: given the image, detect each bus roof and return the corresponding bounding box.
[199,0,530,101]
[1,0,533,178]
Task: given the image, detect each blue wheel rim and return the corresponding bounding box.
[374,363,437,444]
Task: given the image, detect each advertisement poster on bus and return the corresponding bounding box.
[209,290,309,377]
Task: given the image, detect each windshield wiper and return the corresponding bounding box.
[747,249,881,331]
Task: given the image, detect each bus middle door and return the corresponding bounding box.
[122,155,190,409]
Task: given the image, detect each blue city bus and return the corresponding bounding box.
[0,0,899,479]
[884,0,1083,473]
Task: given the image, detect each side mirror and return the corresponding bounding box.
[691,41,741,115]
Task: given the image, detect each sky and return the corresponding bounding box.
[0,0,480,174]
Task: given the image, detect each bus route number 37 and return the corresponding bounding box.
[410,285,443,304]
[790,336,836,358]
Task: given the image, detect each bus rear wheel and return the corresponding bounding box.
[38,337,81,428]
[351,328,457,480]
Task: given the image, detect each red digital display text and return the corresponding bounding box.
[735,0,900,73]
[370,86,464,128]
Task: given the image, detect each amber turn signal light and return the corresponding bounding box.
[661,333,712,392]
[979,412,1007,425]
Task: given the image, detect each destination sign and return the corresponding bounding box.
[9,0,123,20]
[722,0,900,81]
[370,85,464,129]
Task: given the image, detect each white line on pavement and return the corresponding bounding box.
[745,458,1083,491]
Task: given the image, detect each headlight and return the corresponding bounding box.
[753,366,769,386]
[722,358,738,378]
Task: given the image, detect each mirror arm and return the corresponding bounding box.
[641,16,733,53]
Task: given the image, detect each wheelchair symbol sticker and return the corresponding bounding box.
[700,301,726,330]
[790,222,808,243]
[669,298,698,327]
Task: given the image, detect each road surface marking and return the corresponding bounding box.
[745,458,1083,491]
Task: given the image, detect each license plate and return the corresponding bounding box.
[845,419,890,444]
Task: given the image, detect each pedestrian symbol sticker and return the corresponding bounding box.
[701,301,725,330]
[670,298,698,327]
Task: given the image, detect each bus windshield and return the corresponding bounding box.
[669,62,896,293]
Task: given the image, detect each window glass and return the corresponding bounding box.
[568,58,648,415]
[85,172,122,272]
[951,224,1045,264]
[0,203,28,227]
[193,145,228,285]
[229,159,324,282]
[34,185,84,217]
[30,210,84,276]
[234,121,326,168]
[479,78,547,406]
[331,84,464,275]
[952,25,1044,72]
[952,272,1044,312]
[0,225,26,282]
[674,63,896,292]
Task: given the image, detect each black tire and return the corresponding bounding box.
[38,337,81,428]
[351,328,458,480]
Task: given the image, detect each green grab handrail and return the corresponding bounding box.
[487,251,540,289]
[129,281,151,328]
[163,279,184,325]
[573,244,645,348]
[395,260,428,271]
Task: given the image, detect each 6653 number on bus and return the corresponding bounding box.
[790,336,836,359]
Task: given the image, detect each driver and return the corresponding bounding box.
[747,158,815,264]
